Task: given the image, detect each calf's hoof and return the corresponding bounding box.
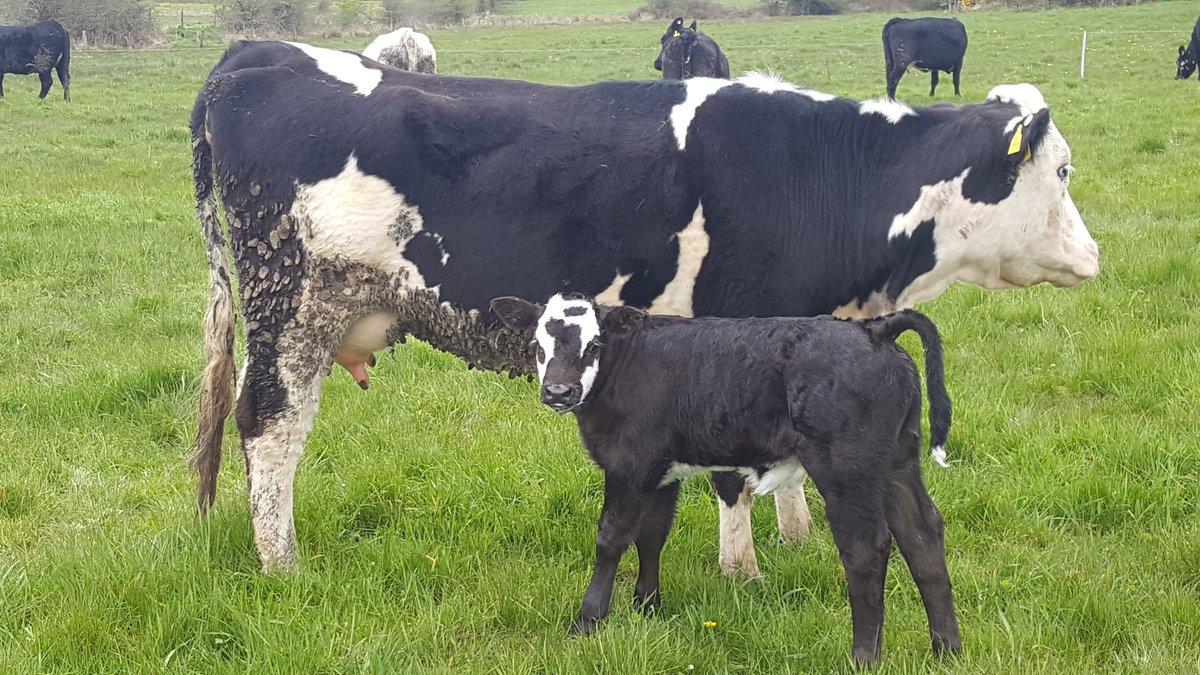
[852,648,882,669]
[718,553,762,580]
[632,590,661,615]
[569,615,600,637]
[932,634,962,656]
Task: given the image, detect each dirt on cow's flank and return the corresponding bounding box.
[1,3,1199,673]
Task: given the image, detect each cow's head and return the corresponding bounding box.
[1177,45,1197,79]
[490,294,644,413]
[897,85,1099,304]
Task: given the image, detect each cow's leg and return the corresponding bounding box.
[37,70,53,99]
[818,468,891,666]
[712,472,760,578]
[774,471,812,543]
[236,329,334,573]
[887,456,960,656]
[886,67,902,99]
[952,62,962,96]
[0,72,5,97]
[572,479,648,636]
[633,483,681,614]
[929,70,939,97]
[55,59,70,102]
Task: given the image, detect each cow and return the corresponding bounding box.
[653,17,729,80]
[0,19,70,101]
[490,294,957,665]
[363,27,436,74]
[190,40,1099,575]
[883,17,966,100]
[1177,16,1199,80]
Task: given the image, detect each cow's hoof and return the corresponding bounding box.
[569,616,599,637]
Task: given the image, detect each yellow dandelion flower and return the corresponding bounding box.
[703,621,717,629]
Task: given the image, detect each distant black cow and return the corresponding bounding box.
[1177,16,1199,80]
[491,293,959,666]
[0,20,70,101]
[883,17,966,99]
[653,17,729,80]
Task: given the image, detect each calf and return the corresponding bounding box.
[363,27,436,74]
[0,19,70,101]
[491,293,959,666]
[1177,16,1199,80]
[653,17,729,80]
[883,17,966,99]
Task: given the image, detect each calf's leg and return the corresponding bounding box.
[633,484,681,613]
[712,473,761,578]
[820,476,892,666]
[0,72,5,97]
[952,60,962,96]
[887,459,960,655]
[572,481,649,635]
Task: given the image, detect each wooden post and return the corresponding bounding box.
[1080,30,1087,79]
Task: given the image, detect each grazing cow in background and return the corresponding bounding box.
[0,19,70,101]
[654,17,729,80]
[1177,16,1199,80]
[364,27,436,74]
[491,294,958,666]
[883,17,966,99]
[191,40,1099,574]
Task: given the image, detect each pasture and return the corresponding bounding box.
[1,3,1199,671]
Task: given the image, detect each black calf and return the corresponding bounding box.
[492,293,960,666]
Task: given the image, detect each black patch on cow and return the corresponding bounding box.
[885,219,937,300]
[563,306,587,317]
[402,231,448,288]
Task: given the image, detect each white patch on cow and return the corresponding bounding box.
[285,41,381,96]
[887,170,969,242]
[751,460,807,496]
[832,291,895,319]
[670,77,734,151]
[858,97,915,124]
[595,272,632,307]
[986,83,1048,115]
[773,475,812,542]
[294,154,431,290]
[718,485,760,578]
[736,71,834,102]
[658,459,804,496]
[363,27,436,73]
[648,203,708,317]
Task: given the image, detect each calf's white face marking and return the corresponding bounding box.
[286,41,381,96]
[533,295,602,405]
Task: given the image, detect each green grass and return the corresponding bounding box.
[2,3,1200,672]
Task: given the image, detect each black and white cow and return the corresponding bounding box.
[653,17,729,80]
[1177,16,1199,80]
[883,17,967,100]
[191,40,1099,574]
[491,294,958,665]
[0,19,70,101]
[363,27,436,74]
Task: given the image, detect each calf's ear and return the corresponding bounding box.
[601,306,646,333]
[489,297,542,330]
[689,20,697,31]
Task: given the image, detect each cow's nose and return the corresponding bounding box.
[543,384,572,398]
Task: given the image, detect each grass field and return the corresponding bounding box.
[2,3,1199,672]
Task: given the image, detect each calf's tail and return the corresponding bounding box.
[191,89,237,515]
[867,310,952,468]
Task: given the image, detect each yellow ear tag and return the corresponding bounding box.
[673,31,681,37]
[1007,124,1024,156]
[1023,146,1032,162]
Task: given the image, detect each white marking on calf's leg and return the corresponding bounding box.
[774,474,812,543]
[649,204,709,318]
[718,483,761,579]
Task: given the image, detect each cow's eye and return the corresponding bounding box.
[536,346,546,362]
[1057,164,1073,183]
[584,343,600,359]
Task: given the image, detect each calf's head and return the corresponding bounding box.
[490,294,644,412]
[1178,45,1197,79]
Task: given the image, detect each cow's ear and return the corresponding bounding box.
[689,20,697,31]
[489,297,542,330]
[1005,108,1051,165]
[601,305,646,334]
[1181,45,1187,57]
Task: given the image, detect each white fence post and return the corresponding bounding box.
[1080,30,1088,79]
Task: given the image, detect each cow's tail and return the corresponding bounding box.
[882,18,902,73]
[53,20,71,101]
[866,310,952,468]
[190,90,237,516]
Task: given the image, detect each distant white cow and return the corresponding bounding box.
[363,27,436,74]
